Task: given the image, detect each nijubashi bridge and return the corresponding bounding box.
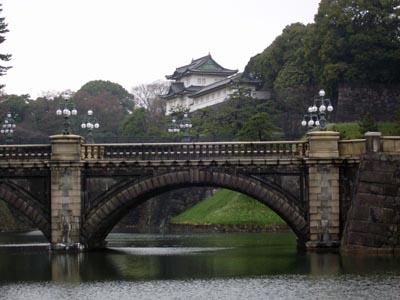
[0,131,398,251]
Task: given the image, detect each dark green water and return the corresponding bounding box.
[0,231,400,300]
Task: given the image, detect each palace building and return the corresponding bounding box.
[161,54,268,115]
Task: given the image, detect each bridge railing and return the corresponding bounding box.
[82,141,308,161]
[381,136,400,153]
[338,139,366,157]
[0,144,51,160]
[338,136,400,157]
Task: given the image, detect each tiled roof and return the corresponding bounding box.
[166,54,237,80]
[190,73,262,98]
[160,82,202,100]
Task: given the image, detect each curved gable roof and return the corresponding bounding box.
[166,54,237,80]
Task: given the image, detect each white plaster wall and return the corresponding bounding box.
[190,87,233,112]
[180,75,226,87]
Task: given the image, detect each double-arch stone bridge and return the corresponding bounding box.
[0,131,398,251]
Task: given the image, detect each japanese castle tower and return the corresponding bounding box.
[161,54,265,115]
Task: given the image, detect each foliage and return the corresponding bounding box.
[121,107,169,141]
[245,1,400,110]
[131,81,168,131]
[190,84,281,141]
[0,4,11,90]
[358,113,378,134]
[131,81,168,109]
[328,121,400,139]
[77,80,134,112]
[245,23,312,89]
[329,123,362,139]
[244,23,317,138]
[238,112,278,141]
[122,82,171,141]
[304,0,400,88]
[170,189,286,226]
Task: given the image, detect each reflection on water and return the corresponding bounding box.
[0,231,400,300]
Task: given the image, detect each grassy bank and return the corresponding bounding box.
[170,189,286,227]
[329,121,399,140]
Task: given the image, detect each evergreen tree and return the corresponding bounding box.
[0,4,11,90]
[305,0,400,88]
[358,113,378,135]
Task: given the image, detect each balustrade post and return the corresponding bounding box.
[49,134,85,252]
[365,132,381,153]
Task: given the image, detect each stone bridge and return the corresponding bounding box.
[0,131,398,251]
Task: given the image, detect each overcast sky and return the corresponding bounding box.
[1,0,321,98]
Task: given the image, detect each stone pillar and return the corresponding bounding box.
[50,135,84,251]
[307,131,340,158]
[306,131,341,249]
[365,132,381,153]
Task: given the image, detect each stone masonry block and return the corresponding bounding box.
[317,194,332,201]
[359,171,393,184]
[309,187,322,194]
[369,207,395,223]
[310,220,320,228]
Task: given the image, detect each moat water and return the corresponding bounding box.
[0,231,400,300]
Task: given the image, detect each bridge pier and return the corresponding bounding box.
[306,131,341,249]
[50,135,85,252]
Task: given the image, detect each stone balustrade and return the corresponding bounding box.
[0,134,399,163]
[81,141,308,161]
[0,144,51,160]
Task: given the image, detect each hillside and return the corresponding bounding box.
[170,189,287,227]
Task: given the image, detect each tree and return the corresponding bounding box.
[305,0,400,88]
[358,113,378,135]
[244,23,312,89]
[131,81,168,108]
[131,81,168,125]
[121,107,147,137]
[238,112,279,141]
[72,81,135,139]
[0,4,11,90]
[78,80,134,112]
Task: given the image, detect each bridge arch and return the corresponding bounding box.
[0,180,50,240]
[82,170,309,248]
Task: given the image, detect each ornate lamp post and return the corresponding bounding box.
[301,89,333,131]
[168,118,180,133]
[179,113,192,142]
[81,109,100,143]
[167,113,192,142]
[1,112,16,144]
[56,93,77,134]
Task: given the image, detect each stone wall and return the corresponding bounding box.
[335,83,400,122]
[342,153,400,253]
[114,187,215,233]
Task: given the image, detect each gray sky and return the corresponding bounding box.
[1,0,321,98]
